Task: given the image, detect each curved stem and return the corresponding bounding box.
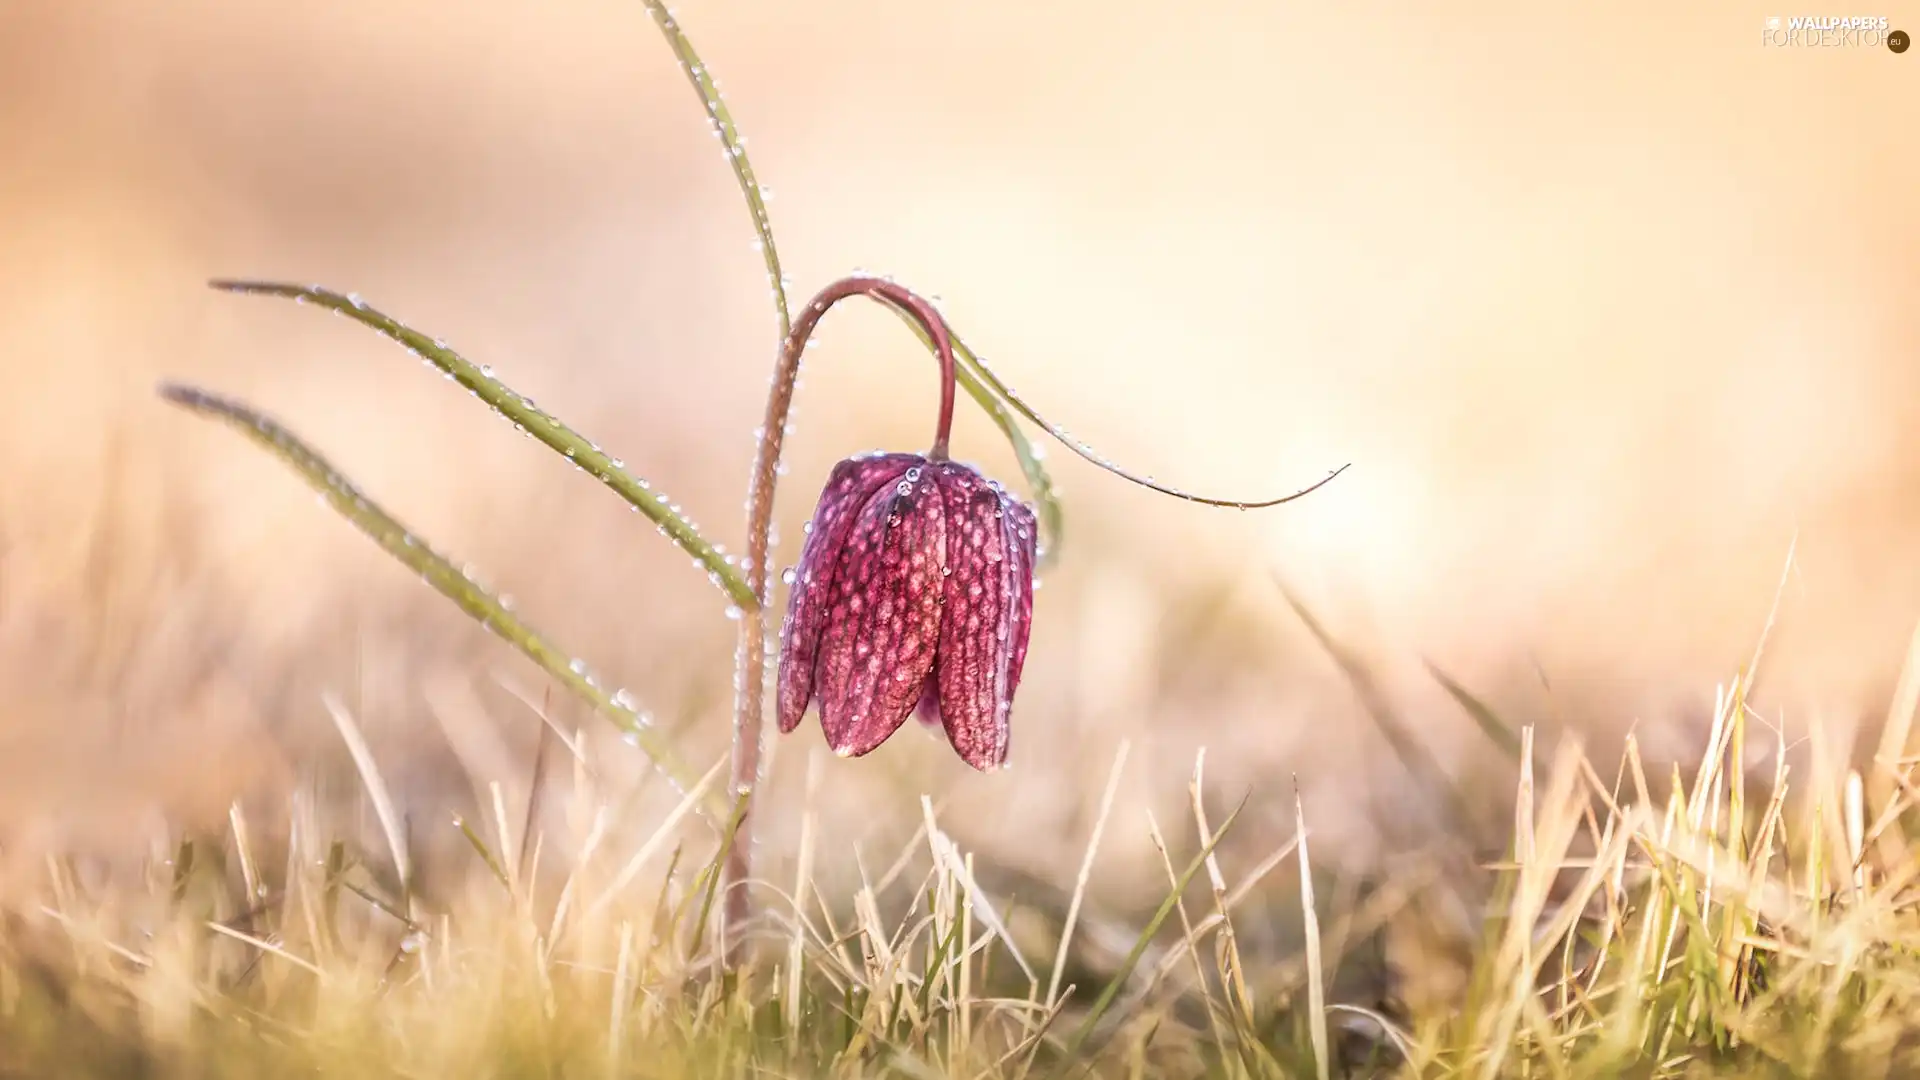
[793,276,958,460]
[722,275,960,962]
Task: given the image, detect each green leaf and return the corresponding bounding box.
[157,382,729,824]
[208,280,758,613]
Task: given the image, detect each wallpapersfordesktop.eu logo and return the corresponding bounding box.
[1762,15,1909,51]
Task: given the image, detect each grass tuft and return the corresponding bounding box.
[12,657,1920,1078]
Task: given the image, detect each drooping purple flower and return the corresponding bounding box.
[776,451,1038,771]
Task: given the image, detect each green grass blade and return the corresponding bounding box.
[947,334,1349,510]
[1060,793,1249,1061]
[688,790,752,961]
[1275,578,1479,838]
[157,382,728,824]
[1425,659,1531,765]
[207,280,757,613]
[453,815,512,894]
[642,0,790,342]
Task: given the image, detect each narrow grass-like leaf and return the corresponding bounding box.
[1142,810,1233,1070]
[1061,793,1249,1061]
[642,0,790,342]
[1275,576,1477,836]
[320,839,346,948]
[158,382,726,822]
[339,879,416,931]
[689,790,753,962]
[1426,659,1531,764]
[206,280,757,612]
[454,815,512,894]
[169,839,195,907]
[945,327,1349,510]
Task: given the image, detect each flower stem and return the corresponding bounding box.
[723,276,960,962]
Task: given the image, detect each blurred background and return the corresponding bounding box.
[2,0,1919,987]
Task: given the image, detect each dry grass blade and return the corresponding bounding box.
[1189,752,1253,1032]
[922,797,1035,985]
[584,756,728,924]
[1872,614,1920,863]
[1049,741,1130,1007]
[323,693,413,907]
[1060,793,1249,1060]
[1297,782,1330,1080]
[204,922,325,980]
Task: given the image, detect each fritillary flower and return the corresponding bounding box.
[776,450,1037,771]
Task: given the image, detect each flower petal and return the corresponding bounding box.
[913,673,942,728]
[813,466,948,758]
[776,452,922,734]
[931,464,1027,771]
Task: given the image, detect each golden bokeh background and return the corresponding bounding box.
[2,0,1918,919]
